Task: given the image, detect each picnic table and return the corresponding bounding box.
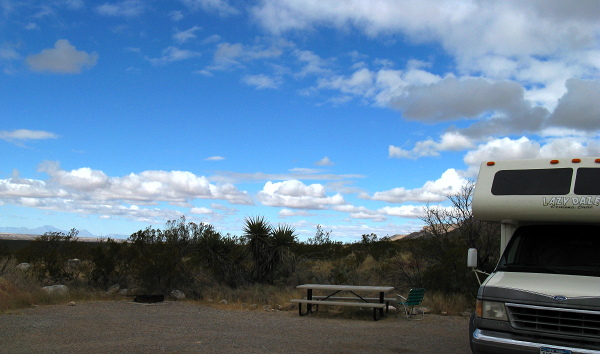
[290,284,395,321]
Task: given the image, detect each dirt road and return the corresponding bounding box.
[0,301,470,353]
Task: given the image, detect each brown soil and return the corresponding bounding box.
[0,300,469,353]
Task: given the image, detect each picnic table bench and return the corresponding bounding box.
[290,284,395,321]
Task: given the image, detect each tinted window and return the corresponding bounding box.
[491,168,573,195]
[574,168,600,195]
[498,225,600,277]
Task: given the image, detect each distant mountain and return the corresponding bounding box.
[0,226,127,240]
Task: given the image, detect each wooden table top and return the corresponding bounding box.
[296,284,394,292]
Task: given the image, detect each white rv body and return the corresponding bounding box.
[469,157,600,354]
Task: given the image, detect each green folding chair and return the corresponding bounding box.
[396,288,426,320]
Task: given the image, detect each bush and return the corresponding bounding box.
[16,229,83,283]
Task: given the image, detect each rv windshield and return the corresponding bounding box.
[497,225,600,277]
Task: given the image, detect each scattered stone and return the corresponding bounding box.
[219,299,228,305]
[441,311,448,316]
[106,284,120,295]
[263,305,272,311]
[16,263,30,271]
[170,290,186,300]
[69,302,76,306]
[67,259,81,268]
[118,289,129,296]
[206,298,214,303]
[42,285,69,297]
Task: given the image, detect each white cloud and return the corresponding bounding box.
[252,1,599,60]
[147,46,201,65]
[170,10,184,21]
[315,156,334,166]
[389,131,475,159]
[461,136,600,177]
[0,129,58,142]
[26,39,98,74]
[378,205,427,219]
[463,137,541,169]
[318,67,376,97]
[257,180,345,209]
[173,26,201,44]
[368,169,468,203]
[294,49,332,77]
[547,79,600,131]
[96,0,145,17]
[278,208,310,217]
[190,207,213,214]
[332,204,387,222]
[181,0,239,16]
[251,0,600,140]
[0,162,253,224]
[242,74,280,89]
[205,156,225,161]
[39,161,110,191]
[0,46,20,61]
[209,41,283,72]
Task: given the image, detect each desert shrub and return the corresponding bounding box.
[88,238,128,288]
[126,218,201,293]
[193,229,248,288]
[16,229,83,283]
[0,241,12,276]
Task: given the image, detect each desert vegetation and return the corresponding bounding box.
[0,183,499,315]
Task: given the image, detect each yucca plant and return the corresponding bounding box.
[243,216,273,283]
[242,216,298,284]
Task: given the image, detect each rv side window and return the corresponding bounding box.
[574,168,600,195]
[491,168,573,195]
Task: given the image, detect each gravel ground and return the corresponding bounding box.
[0,301,470,353]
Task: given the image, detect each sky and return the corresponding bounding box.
[1,0,600,241]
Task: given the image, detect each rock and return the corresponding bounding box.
[67,259,81,268]
[219,299,228,305]
[42,285,69,297]
[69,301,76,306]
[16,263,30,271]
[263,305,272,311]
[106,284,120,294]
[170,290,186,300]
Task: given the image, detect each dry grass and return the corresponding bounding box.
[1,256,472,317]
[422,292,473,315]
[0,259,119,313]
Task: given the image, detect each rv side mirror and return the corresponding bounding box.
[467,248,478,268]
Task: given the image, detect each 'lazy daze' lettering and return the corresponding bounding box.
[543,196,600,209]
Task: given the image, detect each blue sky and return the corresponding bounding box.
[1,0,600,241]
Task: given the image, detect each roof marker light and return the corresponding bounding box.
[550,160,560,164]
[572,158,581,163]
[487,161,495,166]
[596,159,600,163]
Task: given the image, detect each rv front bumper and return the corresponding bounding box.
[472,329,599,354]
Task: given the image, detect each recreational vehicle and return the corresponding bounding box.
[469,158,600,354]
